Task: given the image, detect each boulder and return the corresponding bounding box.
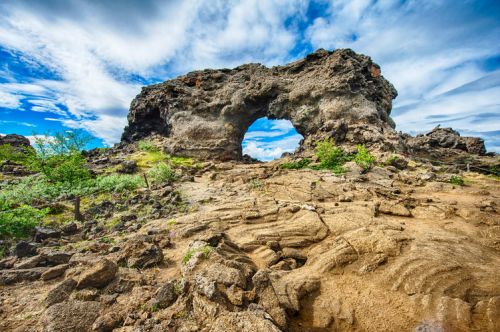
[152,280,179,309]
[118,160,137,174]
[34,227,61,242]
[118,237,163,268]
[14,241,38,258]
[40,300,100,332]
[45,279,77,307]
[76,258,118,289]
[0,133,31,151]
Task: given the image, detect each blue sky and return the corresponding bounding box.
[0,0,499,160]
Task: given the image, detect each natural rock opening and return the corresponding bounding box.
[122,48,399,161]
[242,118,303,161]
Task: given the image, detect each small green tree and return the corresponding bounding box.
[26,131,93,220]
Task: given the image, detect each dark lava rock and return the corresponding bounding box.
[118,160,137,174]
[14,240,38,258]
[0,133,31,151]
[152,280,178,309]
[34,227,61,242]
[61,222,78,235]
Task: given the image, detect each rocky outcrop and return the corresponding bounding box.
[122,48,398,160]
[0,134,31,151]
[406,126,486,155]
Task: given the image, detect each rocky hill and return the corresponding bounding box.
[1,50,499,332]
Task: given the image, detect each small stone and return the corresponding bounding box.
[152,280,178,309]
[92,312,123,331]
[61,222,78,235]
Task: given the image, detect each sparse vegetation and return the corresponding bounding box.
[182,245,213,264]
[449,175,465,186]
[280,158,311,169]
[249,178,263,189]
[137,139,159,152]
[354,144,376,170]
[147,162,176,184]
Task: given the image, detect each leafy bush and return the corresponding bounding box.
[449,175,465,186]
[354,145,376,170]
[0,204,48,239]
[315,138,349,172]
[148,162,176,184]
[280,158,311,170]
[0,144,31,163]
[138,140,159,152]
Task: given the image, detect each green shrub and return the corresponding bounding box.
[0,176,61,206]
[138,140,159,152]
[315,138,348,173]
[0,144,31,163]
[0,205,48,239]
[148,162,175,184]
[93,174,145,193]
[449,175,465,186]
[280,158,311,170]
[354,145,376,170]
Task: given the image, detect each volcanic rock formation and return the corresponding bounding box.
[122,49,399,160]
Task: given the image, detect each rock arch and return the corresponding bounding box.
[122,49,398,160]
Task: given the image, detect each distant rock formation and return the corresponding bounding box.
[406,126,486,155]
[122,49,399,160]
[0,134,31,151]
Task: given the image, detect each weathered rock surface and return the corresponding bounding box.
[41,300,100,332]
[122,48,399,160]
[406,126,486,155]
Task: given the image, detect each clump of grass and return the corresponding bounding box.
[249,178,263,189]
[449,175,465,186]
[93,174,145,193]
[148,162,176,185]
[137,140,159,152]
[354,145,376,170]
[182,245,213,265]
[280,158,311,170]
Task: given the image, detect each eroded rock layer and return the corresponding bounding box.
[122,49,399,160]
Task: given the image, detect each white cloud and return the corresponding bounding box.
[0,120,36,127]
[0,0,498,151]
[243,134,303,161]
